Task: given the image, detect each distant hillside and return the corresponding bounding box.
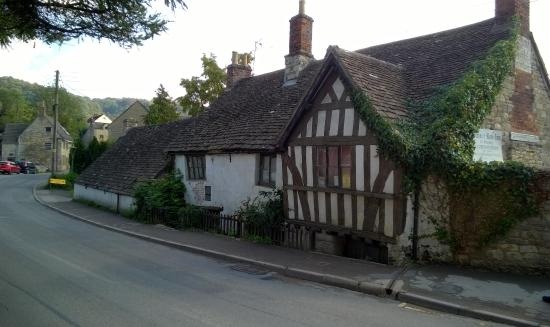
[0,76,148,137]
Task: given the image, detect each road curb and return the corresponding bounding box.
[396,292,540,327]
[32,184,388,298]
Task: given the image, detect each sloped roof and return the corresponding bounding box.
[358,18,512,102]
[333,47,408,120]
[76,118,194,195]
[166,62,322,153]
[166,18,512,153]
[2,123,28,144]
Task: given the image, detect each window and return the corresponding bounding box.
[259,154,277,186]
[316,145,353,189]
[45,127,51,133]
[205,186,212,201]
[187,155,205,180]
[44,142,52,150]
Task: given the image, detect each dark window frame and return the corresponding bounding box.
[315,145,353,189]
[205,186,212,201]
[45,127,52,133]
[44,142,52,150]
[186,155,206,180]
[258,154,277,187]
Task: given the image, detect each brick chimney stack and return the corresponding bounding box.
[495,0,529,36]
[227,51,252,88]
[284,0,314,85]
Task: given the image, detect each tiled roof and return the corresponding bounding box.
[2,123,28,144]
[333,47,408,120]
[167,18,511,153]
[76,119,194,195]
[358,18,512,102]
[166,62,322,153]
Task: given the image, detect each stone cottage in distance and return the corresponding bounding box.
[1,108,72,171]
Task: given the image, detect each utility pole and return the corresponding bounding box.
[51,70,59,175]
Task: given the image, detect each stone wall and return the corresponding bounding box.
[483,35,550,168]
[416,171,550,275]
[455,170,550,275]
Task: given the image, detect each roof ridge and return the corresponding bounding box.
[334,47,404,71]
[355,18,497,54]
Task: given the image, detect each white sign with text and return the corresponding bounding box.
[474,129,503,162]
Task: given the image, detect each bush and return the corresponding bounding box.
[236,189,284,227]
[133,170,186,218]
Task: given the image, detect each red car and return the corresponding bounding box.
[0,161,21,174]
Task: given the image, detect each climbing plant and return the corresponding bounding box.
[351,22,539,252]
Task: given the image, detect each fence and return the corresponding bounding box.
[141,207,312,250]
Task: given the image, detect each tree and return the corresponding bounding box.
[0,87,35,129]
[178,54,226,117]
[145,84,179,125]
[0,0,187,48]
[71,136,109,174]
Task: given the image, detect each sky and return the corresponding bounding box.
[0,0,548,100]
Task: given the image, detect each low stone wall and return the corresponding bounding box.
[412,171,550,275]
[456,170,550,274]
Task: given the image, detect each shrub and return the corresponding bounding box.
[133,170,186,218]
[236,189,284,227]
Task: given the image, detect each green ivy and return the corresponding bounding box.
[351,22,538,251]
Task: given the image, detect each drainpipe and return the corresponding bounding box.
[411,185,420,261]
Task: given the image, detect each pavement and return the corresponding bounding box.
[34,186,550,326]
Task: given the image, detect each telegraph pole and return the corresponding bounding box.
[51,70,59,175]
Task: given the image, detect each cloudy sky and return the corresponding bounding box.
[0,0,548,100]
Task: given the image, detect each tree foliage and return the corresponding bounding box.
[0,0,187,48]
[145,84,179,125]
[178,54,226,117]
[71,137,109,174]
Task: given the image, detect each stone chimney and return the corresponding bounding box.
[495,0,529,36]
[227,51,252,88]
[284,0,314,85]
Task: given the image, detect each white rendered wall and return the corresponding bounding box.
[175,153,283,215]
[74,184,135,213]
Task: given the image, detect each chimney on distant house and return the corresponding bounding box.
[284,0,314,85]
[495,0,529,36]
[227,51,252,88]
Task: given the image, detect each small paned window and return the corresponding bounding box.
[205,186,212,201]
[259,154,277,187]
[44,142,52,150]
[316,145,353,189]
[187,155,205,180]
[45,127,51,133]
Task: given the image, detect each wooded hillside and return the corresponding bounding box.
[0,76,148,138]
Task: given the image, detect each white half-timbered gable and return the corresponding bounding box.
[282,67,406,245]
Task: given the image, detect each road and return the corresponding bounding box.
[0,174,501,327]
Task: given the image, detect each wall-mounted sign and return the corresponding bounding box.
[474,129,503,162]
[510,132,540,144]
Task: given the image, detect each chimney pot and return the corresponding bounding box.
[227,52,252,88]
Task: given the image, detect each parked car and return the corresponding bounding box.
[17,161,37,174]
[0,161,21,174]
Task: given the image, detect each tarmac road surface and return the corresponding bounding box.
[0,174,503,326]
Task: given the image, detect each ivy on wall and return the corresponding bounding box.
[352,22,539,252]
